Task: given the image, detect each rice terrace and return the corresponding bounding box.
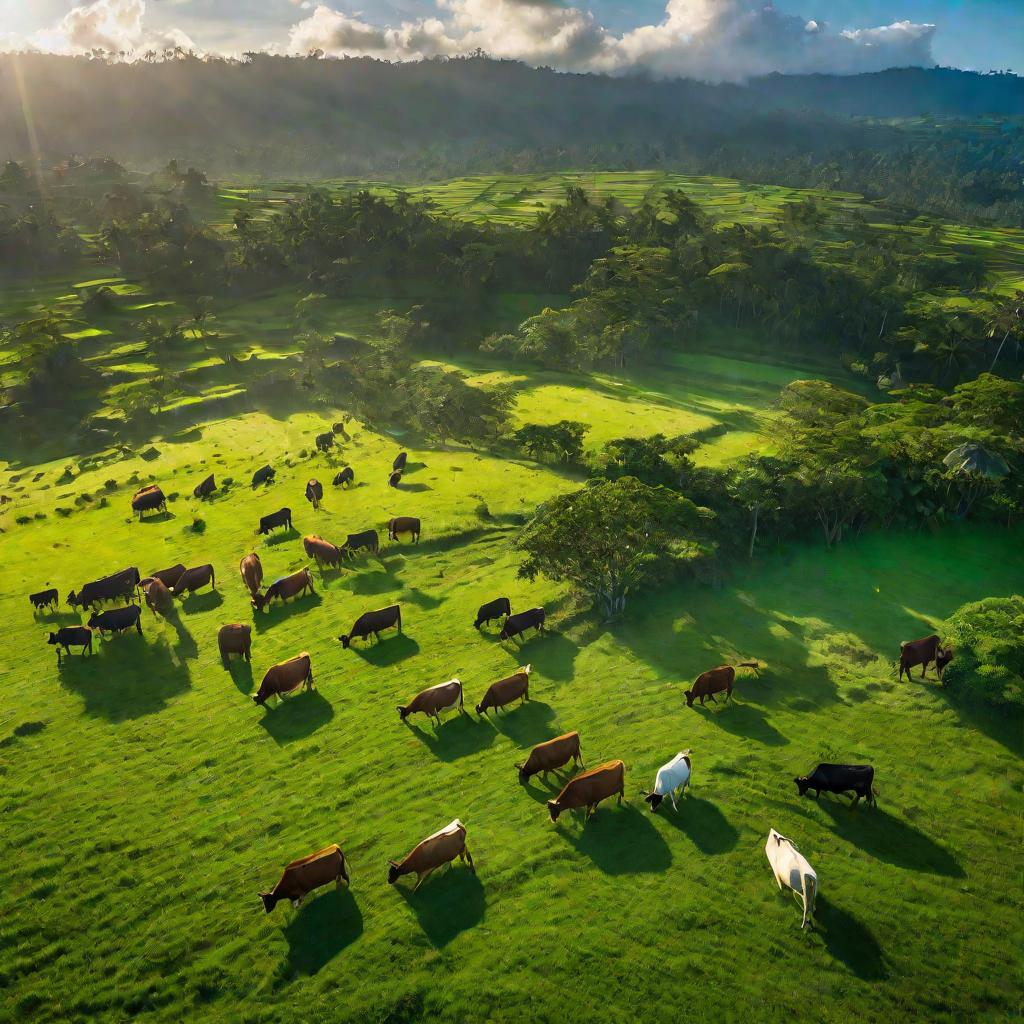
[1,20,1023,1024]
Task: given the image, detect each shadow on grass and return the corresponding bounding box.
[178,590,223,614]
[402,587,444,610]
[281,887,362,977]
[656,795,739,855]
[559,804,672,874]
[398,482,432,493]
[35,610,81,627]
[346,634,419,666]
[404,713,496,761]
[261,527,300,547]
[258,690,334,745]
[227,659,253,695]
[817,896,888,980]
[252,593,322,632]
[500,632,578,682]
[396,865,484,947]
[690,700,788,746]
[485,699,559,746]
[345,568,402,597]
[162,607,197,659]
[137,511,174,525]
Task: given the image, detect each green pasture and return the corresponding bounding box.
[0,407,1021,1023]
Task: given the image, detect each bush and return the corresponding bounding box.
[104,479,118,491]
[55,507,72,517]
[190,517,206,534]
[15,515,31,525]
[942,596,1024,708]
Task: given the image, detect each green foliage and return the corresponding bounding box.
[942,596,1024,708]
[396,366,514,445]
[512,420,588,464]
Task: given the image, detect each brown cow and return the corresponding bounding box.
[171,563,216,598]
[253,653,314,705]
[143,577,172,615]
[899,634,953,681]
[239,553,263,599]
[252,567,315,611]
[398,679,464,723]
[259,844,349,913]
[684,662,759,707]
[476,665,532,715]
[218,624,252,666]
[305,479,323,510]
[146,563,186,590]
[518,732,583,784]
[303,535,343,568]
[388,516,420,542]
[547,760,625,821]
[387,819,474,891]
[131,484,166,517]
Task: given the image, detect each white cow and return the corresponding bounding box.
[642,750,692,812]
[764,829,817,930]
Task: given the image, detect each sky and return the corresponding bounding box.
[0,0,1020,82]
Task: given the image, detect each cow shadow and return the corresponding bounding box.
[262,528,299,547]
[817,897,888,980]
[398,483,432,493]
[404,713,496,762]
[252,593,322,632]
[485,699,559,747]
[559,804,672,875]
[402,587,444,611]
[280,888,362,978]
[345,568,401,596]
[818,802,964,877]
[692,700,788,746]
[178,590,223,615]
[137,511,174,524]
[655,795,739,855]
[226,659,253,695]
[347,634,419,667]
[258,690,334,745]
[161,608,197,659]
[396,865,484,947]
[501,633,578,682]
[35,610,81,627]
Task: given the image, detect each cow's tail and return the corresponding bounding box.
[210,565,216,589]
[803,873,817,929]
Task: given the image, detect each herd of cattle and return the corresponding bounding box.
[26,446,957,930]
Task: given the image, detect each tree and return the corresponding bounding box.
[983,291,1023,372]
[941,596,1024,708]
[942,442,1010,517]
[397,366,513,446]
[515,477,711,619]
[729,455,785,559]
[513,421,588,463]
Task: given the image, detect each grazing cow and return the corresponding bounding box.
[68,567,141,610]
[332,421,348,436]
[333,467,354,488]
[47,626,93,662]
[387,516,420,543]
[218,624,252,666]
[899,634,953,681]
[251,568,315,612]
[257,508,292,535]
[387,819,473,892]
[252,465,275,487]
[260,844,349,913]
[338,605,402,648]
[474,597,510,629]
[303,535,343,568]
[253,652,314,705]
[131,484,166,517]
[340,529,379,557]
[795,763,876,806]
[148,563,186,590]
[398,679,465,723]
[499,607,545,643]
[171,564,215,598]
[29,588,58,612]
[547,760,625,821]
[393,452,408,472]
[143,577,172,615]
[684,662,759,707]
[642,751,692,812]
[315,432,334,453]
[238,553,263,598]
[305,479,323,510]
[517,732,583,784]
[476,665,531,715]
[765,829,817,930]
[193,474,216,499]
[88,604,143,636]
[388,470,402,488]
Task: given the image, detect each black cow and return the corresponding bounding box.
[88,605,143,636]
[333,467,354,488]
[474,597,511,629]
[393,452,408,472]
[388,471,403,489]
[305,479,323,510]
[252,465,275,487]
[340,529,378,557]
[29,588,59,612]
[193,474,216,499]
[499,607,545,642]
[258,508,292,535]
[47,626,93,662]
[131,485,166,518]
[338,605,402,648]
[68,567,141,610]
[315,432,334,453]
[795,764,876,806]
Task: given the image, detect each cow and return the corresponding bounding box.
[193,474,216,499]
[143,577,172,615]
[147,563,186,590]
[171,564,215,598]
[340,529,378,558]
[68,567,141,610]
[239,553,263,599]
[305,479,323,510]
[388,471,402,489]
[517,732,583,784]
[898,634,952,681]
[29,588,58,612]
[642,751,692,812]
[253,652,314,706]
[315,432,334,453]
[474,597,510,630]
[765,829,817,930]
[47,626,93,663]
[88,605,143,636]
[393,452,408,472]
[499,608,545,643]
[332,421,349,436]
[684,662,759,707]
[398,679,465,723]
[476,665,531,715]
[257,508,292,535]
[252,568,315,612]
[252,465,275,487]
[547,760,625,822]
[303,535,343,568]
[131,484,166,517]
[333,467,354,488]
[218,624,252,666]
[259,844,349,913]
[338,605,401,648]
[795,763,876,806]
[388,516,420,543]
[387,819,473,892]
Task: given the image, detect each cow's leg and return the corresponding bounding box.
[463,847,474,871]
[708,694,717,703]
[670,791,678,812]
[921,660,930,679]
[413,869,434,892]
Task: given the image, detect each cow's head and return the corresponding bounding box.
[66,590,79,607]
[643,792,664,812]
[516,764,531,785]
[794,776,810,796]
[475,703,487,716]
[683,689,695,707]
[387,860,401,885]
[338,634,351,649]
[47,633,59,645]
[251,593,267,612]
[252,693,266,707]
[547,800,562,822]
[87,613,100,628]
[397,705,409,721]
[259,892,278,913]
[498,628,510,641]
[936,647,954,677]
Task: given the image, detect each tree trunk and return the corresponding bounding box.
[990,327,1011,372]
[748,505,759,560]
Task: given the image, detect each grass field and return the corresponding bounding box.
[1,402,1021,1023]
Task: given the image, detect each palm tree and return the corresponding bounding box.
[983,291,1023,372]
[942,442,1010,517]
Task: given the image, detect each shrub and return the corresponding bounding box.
[190,517,206,534]
[104,479,118,491]
[15,515,31,525]
[942,596,1024,708]
[55,507,72,517]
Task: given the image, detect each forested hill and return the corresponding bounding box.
[1,55,1022,222]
